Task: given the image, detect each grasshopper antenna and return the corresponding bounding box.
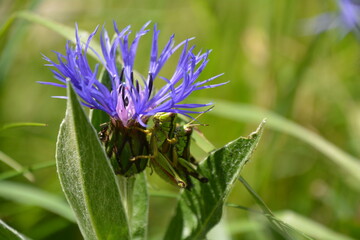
[186,106,214,128]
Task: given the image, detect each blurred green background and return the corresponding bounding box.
[0,0,359,239]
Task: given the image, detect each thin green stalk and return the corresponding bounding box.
[117,176,135,225]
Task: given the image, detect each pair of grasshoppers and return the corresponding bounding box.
[132,112,208,189]
[99,112,208,189]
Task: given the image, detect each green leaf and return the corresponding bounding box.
[164,120,266,240]
[56,82,130,239]
[0,219,31,240]
[0,181,75,222]
[204,99,360,186]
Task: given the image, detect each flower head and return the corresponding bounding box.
[304,0,360,38]
[338,0,360,34]
[40,21,225,127]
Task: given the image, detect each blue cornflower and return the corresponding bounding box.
[338,0,360,35]
[304,0,360,38]
[40,21,225,127]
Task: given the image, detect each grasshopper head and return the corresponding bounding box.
[174,124,193,139]
[177,180,187,188]
[183,125,193,134]
[153,112,177,129]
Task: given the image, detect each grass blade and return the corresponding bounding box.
[277,211,356,240]
[2,11,102,59]
[0,151,35,181]
[0,219,31,240]
[0,161,55,180]
[205,99,360,184]
[0,122,47,132]
[0,181,75,222]
[238,177,314,240]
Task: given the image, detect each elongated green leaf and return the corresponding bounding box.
[203,99,360,184]
[56,83,130,239]
[0,220,30,240]
[164,120,266,240]
[0,181,75,222]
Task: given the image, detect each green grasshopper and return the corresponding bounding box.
[162,114,209,189]
[132,111,209,189]
[170,121,209,185]
[131,112,188,188]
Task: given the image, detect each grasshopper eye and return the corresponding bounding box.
[184,127,192,134]
[199,177,209,183]
[177,181,187,188]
